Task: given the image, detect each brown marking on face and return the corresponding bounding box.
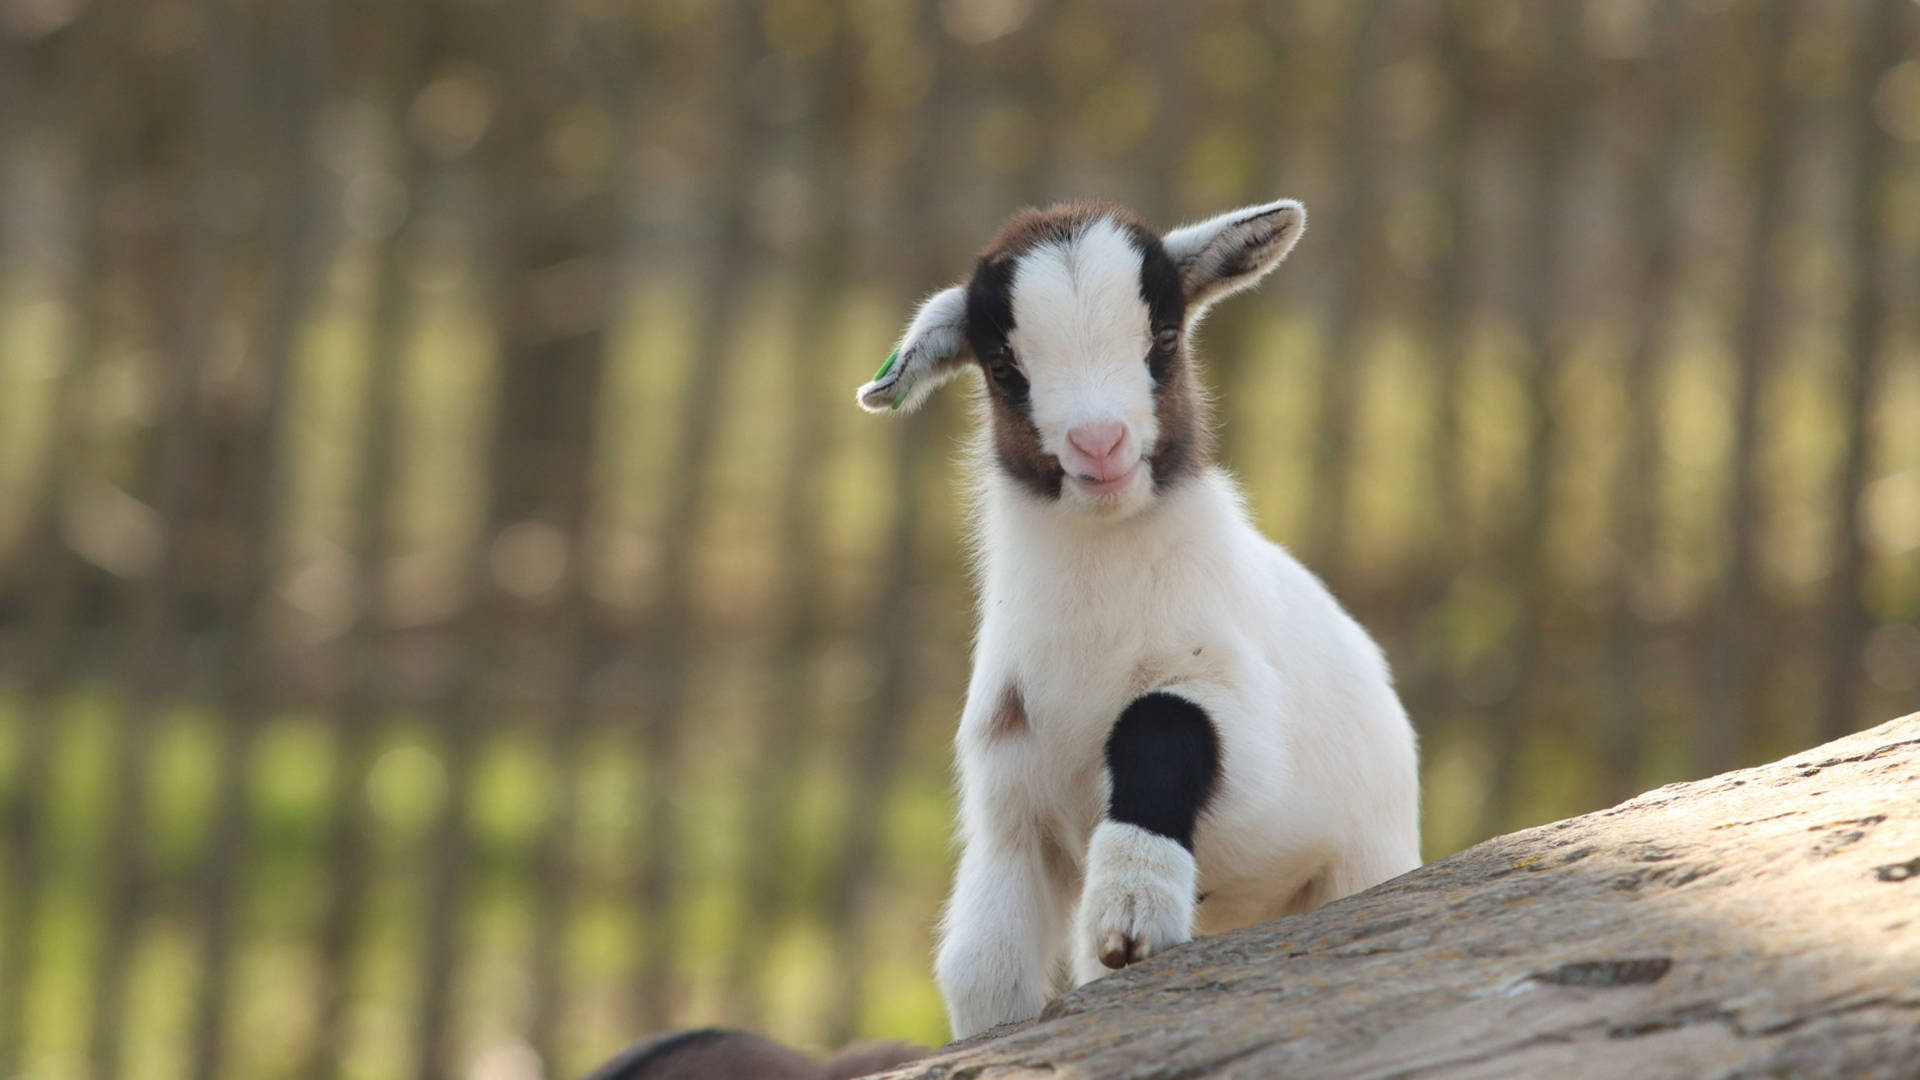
[967,204,1133,501]
[1138,217,1214,491]
[1146,334,1214,491]
[975,198,1153,266]
[987,681,1029,740]
[978,391,1059,498]
[965,200,1214,500]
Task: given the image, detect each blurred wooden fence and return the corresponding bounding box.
[0,0,1916,1077]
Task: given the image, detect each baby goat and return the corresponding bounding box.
[855,198,1421,1039]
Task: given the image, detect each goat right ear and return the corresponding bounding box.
[1161,199,1306,315]
[855,286,973,413]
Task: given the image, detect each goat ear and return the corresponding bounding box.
[1161,199,1306,313]
[854,285,973,414]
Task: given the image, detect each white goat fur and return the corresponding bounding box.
[856,200,1421,1039]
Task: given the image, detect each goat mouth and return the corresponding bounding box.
[1071,461,1141,496]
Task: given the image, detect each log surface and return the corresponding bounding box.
[877,713,1920,1079]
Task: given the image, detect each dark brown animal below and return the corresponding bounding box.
[583,1029,926,1080]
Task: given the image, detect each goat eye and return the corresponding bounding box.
[984,349,1030,408]
[987,347,1024,386]
[1148,327,1180,384]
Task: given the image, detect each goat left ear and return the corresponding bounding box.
[854,285,973,414]
[1161,199,1306,313]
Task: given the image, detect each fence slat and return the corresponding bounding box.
[715,0,860,1028]
[302,4,436,1078]
[1397,1,1481,750]
[524,15,653,1075]
[410,5,627,1075]
[182,4,330,1079]
[0,6,116,1071]
[1820,0,1903,746]
[625,0,766,1037]
[1603,0,1687,803]
[94,0,263,1073]
[1304,0,1390,585]
[818,0,963,1043]
[1477,0,1583,839]
[1703,0,1798,777]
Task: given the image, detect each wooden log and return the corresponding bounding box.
[876,713,1920,1079]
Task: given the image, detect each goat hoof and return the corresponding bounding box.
[1078,822,1198,978]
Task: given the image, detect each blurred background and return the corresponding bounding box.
[0,0,1917,1076]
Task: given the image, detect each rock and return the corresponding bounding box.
[872,713,1920,1079]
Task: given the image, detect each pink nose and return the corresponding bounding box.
[1067,420,1128,476]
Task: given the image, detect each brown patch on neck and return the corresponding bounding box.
[988,682,1029,740]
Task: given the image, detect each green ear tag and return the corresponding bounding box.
[874,348,906,409]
